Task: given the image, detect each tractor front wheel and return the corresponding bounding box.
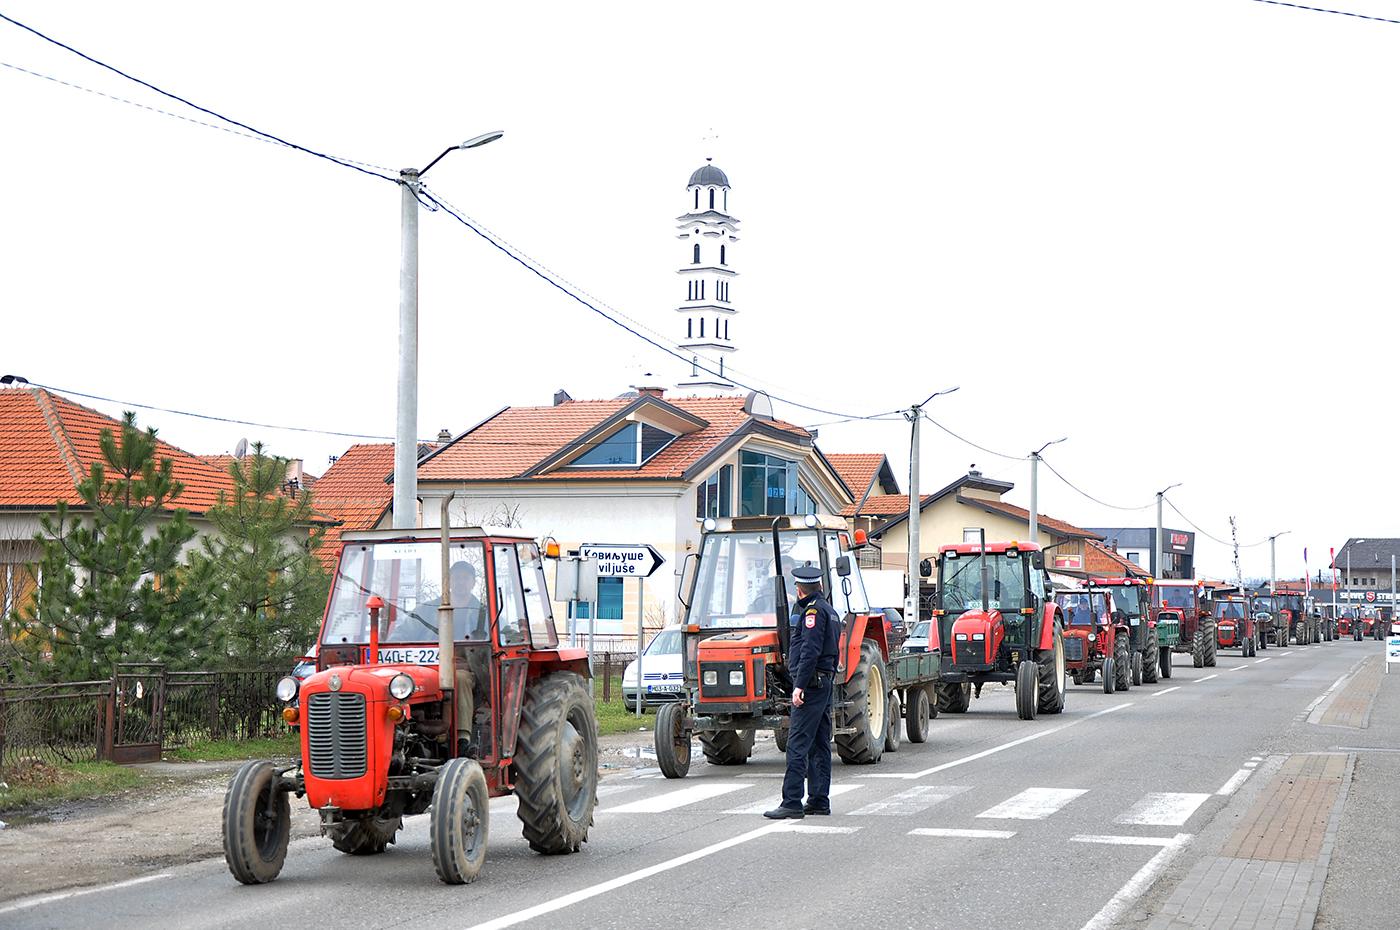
[515,672,598,855]
[222,760,290,885]
[1192,626,1206,668]
[1114,633,1131,692]
[1101,658,1115,694]
[430,757,489,884]
[883,692,901,753]
[936,681,971,714]
[655,703,691,779]
[1036,628,1066,714]
[329,815,401,855]
[1131,650,1144,687]
[1016,660,1039,720]
[1142,626,1160,684]
[1203,619,1218,667]
[906,687,931,743]
[836,640,888,764]
[1159,646,1173,679]
[700,729,753,766]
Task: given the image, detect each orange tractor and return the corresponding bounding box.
[1211,593,1258,656]
[222,526,599,886]
[1054,586,1131,692]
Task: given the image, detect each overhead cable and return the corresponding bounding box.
[1165,498,1269,548]
[1038,457,1154,512]
[1246,0,1400,26]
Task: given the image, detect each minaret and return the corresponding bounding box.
[676,159,738,391]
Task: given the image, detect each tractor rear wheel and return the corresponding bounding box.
[1203,620,1218,667]
[1131,650,1143,686]
[1191,625,1206,668]
[700,729,752,765]
[836,640,888,765]
[936,681,971,714]
[222,760,290,885]
[883,691,901,753]
[1114,634,1131,692]
[1159,646,1173,679]
[329,815,401,855]
[514,672,598,855]
[430,757,489,884]
[1142,626,1160,684]
[655,702,691,779]
[1037,628,1066,714]
[1015,660,1039,720]
[906,687,931,743]
[1101,658,1115,694]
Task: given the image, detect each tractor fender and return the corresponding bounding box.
[1037,604,1060,651]
[840,613,888,684]
[528,649,592,680]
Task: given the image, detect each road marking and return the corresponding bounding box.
[608,781,750,813]
[1305,665,1363,724]
[775,824,859,835]
[1114,792,1210,826]
[1148,686,1181,697]
[723,782,862,814]
[596,784,644,798]
[1220,664,1246,672]
[976,787,1088,820]
[1194,674,1219,682]
[1217,769,1253,795]
[1076,834,1192,930]
[0,873,172,916]
[1253,658,1272,664]
[847,784,970,816]
[1242,761,1258,769]
[909,827,1016,839]
[464,823,788,930]
[1071,834,1182,847]
[869,703,1134,780]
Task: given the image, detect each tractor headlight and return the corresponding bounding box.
[954,633,968,641]
[971,633,985,641]
[1088,634,1096,643]
[703,670,718,686]
[729,669,744,686]
[388,673,415,700]
[275,676,299,702]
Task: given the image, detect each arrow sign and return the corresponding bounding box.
[579,543,665,578]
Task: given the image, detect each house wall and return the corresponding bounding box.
[874,498,1031,569]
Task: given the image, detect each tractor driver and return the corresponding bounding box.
[413,561,487,641]
[766,565,840,820]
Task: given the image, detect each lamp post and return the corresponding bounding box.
[1268,530,1291,640]
[1154,483,1182,578]
[1028,437,1067,545]
[393,131,504,529]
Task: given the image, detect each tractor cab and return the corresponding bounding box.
[1211,595,1252,651]
[1090,577,1153,650]
[1092,576,1169,683]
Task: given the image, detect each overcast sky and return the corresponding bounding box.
[2,1,1395,583]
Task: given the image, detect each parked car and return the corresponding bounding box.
[622,627,685,711]
[881,607,909,652]
[902,619,933,653]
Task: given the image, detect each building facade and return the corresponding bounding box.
[1089,527,1196,578]
[676,160,740,391]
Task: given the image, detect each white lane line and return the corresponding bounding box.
[0,873,172,916]
[1217,769,1253,796]
[464,822,789,930]
[608,781,751,813]
[1076,834,1192,930]
[1071,834,1181,847]
[1194,674,1219,682]
[597,784,644,798]
[1243,762,1258,769]
[1148,686,1182,697]
[976,787,1088,820]
[1305,666,1361,724]
[847,784,970,817]
[1250,756,1264,761]
[1253,658,1272,664]
[776,824,860,835]
[909,827,1016,839]
[1114,792,1211,826]
[723,783,862,815]
[1220,664,1247,672]
[869,703,1135,780]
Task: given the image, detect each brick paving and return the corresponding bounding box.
[1317,659,1381,729]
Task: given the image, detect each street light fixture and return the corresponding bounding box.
[393,131,504,529]
[1028,437,1067,544]
[1154,482,1182,578]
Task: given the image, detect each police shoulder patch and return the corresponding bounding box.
[805,615,816,629]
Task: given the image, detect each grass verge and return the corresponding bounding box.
[593,674,655,736]
[0,760,144,813]
[163,733,300,763]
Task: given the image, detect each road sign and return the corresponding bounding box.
[1387,627,1400,675]
[579,543,665,578]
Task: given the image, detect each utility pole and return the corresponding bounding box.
[1028,437,1067,545]
[1155,483,1181,578]
[903,387,959,632]
[1230,516,1243,588]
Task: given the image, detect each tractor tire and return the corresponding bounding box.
[1101,658,1115,694]
[1142,627,1160,684]
[1192,625,1206,668]
[883,692,901,753]
[906,687,931,743]
[430,757,489,884]
[1016,660,1039,720]
[700,729,752,766]
[936,681,971,714]
[1131,650,1144,687]
[1072,670,1082,686]
[1114,634,1131,692]
[514,672,598,855]
[655,702,691,779]
[836,640,888,765]
[1203,620,1218,667]
[222,760,290,885]
[329,815,401,855]
[1159,646,1173,679]
[1037,628,1066,714]
[1083,665,1096,685]
[775,727,789,754]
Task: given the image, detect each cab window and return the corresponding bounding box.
[492,545,529,646]
[517,542,559,647]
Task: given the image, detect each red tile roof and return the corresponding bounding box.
[956,496,1102,540]
[1085,541,1148,577]
[826,454,885,502]
[308,443,396,569]
[0,387,236,513]
[842,494,932,518]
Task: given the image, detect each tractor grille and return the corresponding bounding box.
[306,692,367,779]
[954,642,986,666]
[1063,637,1085,662]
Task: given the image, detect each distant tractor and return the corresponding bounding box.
[1054,587,1130,693]
[1212,594,1257,656]
[1361,605,1385,640]
[932,536,1067,720]
[1152,579,1215,668]
[1338,608,1358,640]
[222,527,598,886]
[1092,576,1166,684]
[1277,594,1317,646]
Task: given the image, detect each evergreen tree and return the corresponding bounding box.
[193,444,328,665]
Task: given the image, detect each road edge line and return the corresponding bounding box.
[1075,834,1191,930]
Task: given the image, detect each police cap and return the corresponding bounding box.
[792,565,823,585]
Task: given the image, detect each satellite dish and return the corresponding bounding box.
[233,438,248,458]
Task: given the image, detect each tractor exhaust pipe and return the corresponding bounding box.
[979,528,990,614]
[438,494,457,693]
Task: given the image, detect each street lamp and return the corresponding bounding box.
[1154,483,1182,578]
[1028,437,1067,545]
[394,131,504,529]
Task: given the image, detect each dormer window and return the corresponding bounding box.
[570,422,677,467]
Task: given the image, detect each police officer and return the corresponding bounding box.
[766,565,841,819]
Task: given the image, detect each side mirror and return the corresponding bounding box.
[676,552,698,610]
[1031,553,1045,571]
[836,555,852,577]
[919,558,933,578]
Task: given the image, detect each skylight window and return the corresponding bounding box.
[570,422,677,468]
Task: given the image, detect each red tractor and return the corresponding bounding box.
[1091,576,1169,683]
[1338,607,1358,639]
[1152,579,1216,668]
[1211,594,1257,656]
[932,536,1067,720]
[1361,605,1385,640]
[1054,587,1131,692]
[222,526,599,886]
[1277,594,1317,646]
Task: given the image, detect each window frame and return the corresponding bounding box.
[567,421,677,469]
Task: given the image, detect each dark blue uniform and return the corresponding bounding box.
[777,590,841,814]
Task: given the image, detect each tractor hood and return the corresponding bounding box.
[302,663,442,701]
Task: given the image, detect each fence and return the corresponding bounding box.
[592,651,636,704]
[0,666,286,770]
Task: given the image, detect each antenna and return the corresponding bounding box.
[233,437,248,459]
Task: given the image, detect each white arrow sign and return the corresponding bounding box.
[579,543,665,578]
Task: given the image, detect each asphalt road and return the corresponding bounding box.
[0,640,1382,930]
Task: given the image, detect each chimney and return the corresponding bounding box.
[437,428,452,442]
[553,389,573,406]
[635,386,665,399]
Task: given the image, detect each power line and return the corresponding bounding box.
[1164,498,1269,548]
[1038,457,1154,512]
[919,413,1029,462]
[1246,0,1400,26]
[0,11,397,183]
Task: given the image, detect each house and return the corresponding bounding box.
[828,453,902,538]
[1089,527,1196,578]
[410,388,856,639]
[307,443,396,571]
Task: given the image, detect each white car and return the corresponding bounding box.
[622,627,685,711]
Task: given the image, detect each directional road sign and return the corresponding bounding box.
[579,543,665,578]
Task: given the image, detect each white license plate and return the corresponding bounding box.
[367,646,440,665]
[647,684,683,692]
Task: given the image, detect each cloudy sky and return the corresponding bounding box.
[2,1,1396,582]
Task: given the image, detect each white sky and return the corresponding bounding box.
[2,1,1395,583]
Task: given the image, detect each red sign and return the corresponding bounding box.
[1366,590,1377,603]
[1170,533,1188,546]
[1053,554,1084,570]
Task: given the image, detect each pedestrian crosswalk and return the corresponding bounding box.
[975,787,1087,820]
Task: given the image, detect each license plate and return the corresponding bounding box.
[366,646,440,665]
[648,684,682,693]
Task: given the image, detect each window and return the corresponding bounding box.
[516,542,558,647]
[640,424,673,461]
[720,244,727,265]
[723,190,728,211]
[739,451,817,516]
[1126,552,1140,565]
[598,577,624,621]
[492,544,528,645]
[694,189,699,209]
[699,318,705,338]
[700,280,705,300]
[709,188,715,209]
[693,243,700,264]
[697,464,733,519]
[723,319,729,339]
[570,421,676,468]
[963,528,980,543]
[687,318,693,338]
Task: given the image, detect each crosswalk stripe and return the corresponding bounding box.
[723,782,863,815]
[847,785,970,817]
[609,782,751,813]
[1114,792,1211,826]
[976,787,1087,820]
[910,828,1016,839]
[596,784,644,798]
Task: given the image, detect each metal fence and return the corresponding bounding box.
[593,652,636,703]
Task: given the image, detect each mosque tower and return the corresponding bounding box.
[675,159,738,391]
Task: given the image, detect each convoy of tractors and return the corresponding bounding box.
[222,516,1381,888]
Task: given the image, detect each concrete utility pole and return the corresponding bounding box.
[1269,530,1291,627]
[1028,437,1067,545]
[1155,483,1181,578]
[903,387,959,632]
[393,131,503,528]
